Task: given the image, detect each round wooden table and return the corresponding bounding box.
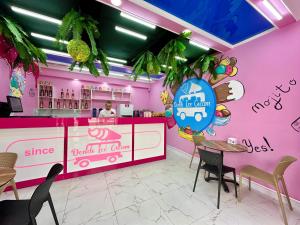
[198,140,247,192]
[0,168,16,189]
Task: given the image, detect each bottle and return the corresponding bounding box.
[66,89,70,99]
[85,101,88,109]
[40,86,44,96]
[61,89,64,99]
[83,90,86,99]
[39,99,44,109]
[49,101,52,109]
[71,90,75,99]
[44,86,48,97]
[63,100,66,109]
[57,99,61,109]
[49,87,52,98]
[74,101,78,109]
[69,100,73,109]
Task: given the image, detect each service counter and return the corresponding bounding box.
[0,117,166,188]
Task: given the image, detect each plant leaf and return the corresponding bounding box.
[97,49,109,76]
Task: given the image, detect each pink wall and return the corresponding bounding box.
[0,65,151,116]
[150,21,300,200]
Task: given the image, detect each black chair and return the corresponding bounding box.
[0,163,63,225]
[193,150,237,209]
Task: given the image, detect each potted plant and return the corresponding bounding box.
[56,9,109,76]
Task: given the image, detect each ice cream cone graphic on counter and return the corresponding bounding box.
[214,80,245,103]
[208,57,238,86]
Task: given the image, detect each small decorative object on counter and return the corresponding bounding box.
[49,87,52,98]
[57,99,61,109]
[227,137,238,145]
[39,99,44,109]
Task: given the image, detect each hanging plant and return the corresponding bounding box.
[131,29,218,95]
[56,9,109,76]
[0,15,47,82]
[132,51,160,81]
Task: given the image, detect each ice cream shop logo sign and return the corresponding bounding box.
[173,78,217,131]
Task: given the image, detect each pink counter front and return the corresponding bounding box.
[0,117,166,189]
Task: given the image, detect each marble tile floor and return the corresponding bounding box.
[2,149,300,225]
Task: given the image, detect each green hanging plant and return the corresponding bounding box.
[192,54,217,79]
[132,51,160,81]
[56,9,109,77]
[0,15,47,72]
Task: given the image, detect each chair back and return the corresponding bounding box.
[28,164,63,218]
[0,152,17,168]
[198,149,222,168]
[193,135,206,147]
[273,156,297,177]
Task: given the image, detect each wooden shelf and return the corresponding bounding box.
[92,98,130,102]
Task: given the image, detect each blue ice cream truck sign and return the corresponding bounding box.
[173,78,216,131]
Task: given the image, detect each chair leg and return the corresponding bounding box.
[248,177,251,191]
[217,167,222,209]
[193,159,202,192]
[233,170,238,198]
[238,173,243,202]
[10,179,19,200]
[274,181,288,225]
[189,148,196,168]
[48,195,59,225]
[281,177,293,211]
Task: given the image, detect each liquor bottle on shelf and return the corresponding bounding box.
[57,99,61,109]
[44,86,48,97]
[84,101,88,109]
[49,101,52,109]
[83,90,86,99]
[39,99,44,109]
[49,87,52,98]
[86,90,90,99]
[40,86,44,97]
[61,89,64,99]
[63,99,66,109]
[74,101,78,109]
[66,89,70,99]
[69,100,73,109]
[71,90,75,99]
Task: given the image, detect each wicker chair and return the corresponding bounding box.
[0,153,19,199]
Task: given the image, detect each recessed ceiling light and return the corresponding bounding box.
[107,57,127,64]
[175,56,187,62]
[74,79,79,81]
[109,72,125,77]
[42,49,70,57]
[111,0,122,7]
[115,26,147,40]
[262,0,283,20]
[120,12,156,29]
[31,32,68,44]
[108,62,125,67]
[139,77,152,81]
[189,40,210,51]
[161,64,172,69]
[11,6,62,25]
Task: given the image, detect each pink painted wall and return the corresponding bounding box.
[0,65,151,116]
[150,21,300,200]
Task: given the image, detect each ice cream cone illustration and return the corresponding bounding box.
[214,80,244,103]
[208,57,238,86]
